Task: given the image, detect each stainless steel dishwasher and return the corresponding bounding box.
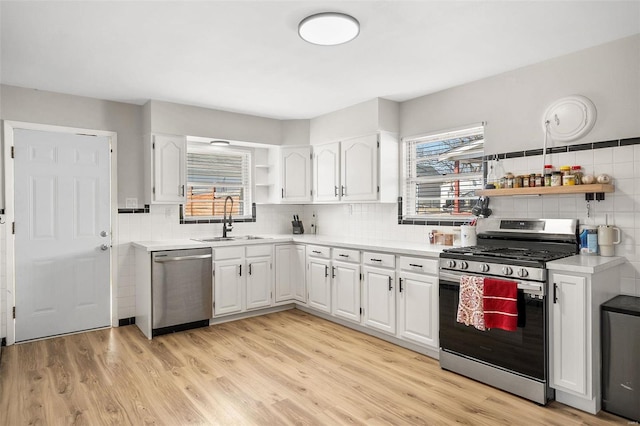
[152,247,212,336]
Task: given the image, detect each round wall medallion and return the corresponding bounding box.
[542,95,597,142]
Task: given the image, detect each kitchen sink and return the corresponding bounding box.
[193,235,268,242]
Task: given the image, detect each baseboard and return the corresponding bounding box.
[118,317,136,326]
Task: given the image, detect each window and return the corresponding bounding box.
[402,125,484,218]
[183,142,253,220]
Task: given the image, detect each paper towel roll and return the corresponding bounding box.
[460,225,477,247]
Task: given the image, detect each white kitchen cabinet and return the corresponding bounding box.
[313,142,340,202]
[341,134,378,202]
[274,244,306,303]
[362,252,396,335]
[281,146,311,202]
[307,246,332,313]
[548,262,622,414]
[398,257,439,348]
[149,134,186,204]
[245,245,272,310]
[331,248,361,323]
[214,257,244,316]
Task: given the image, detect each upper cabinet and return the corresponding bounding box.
[312,133,398,203]
[147,134,186,204]
[280,146,312,203]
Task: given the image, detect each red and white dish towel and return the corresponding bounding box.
[456,275,518,332]
[456,275,486,331]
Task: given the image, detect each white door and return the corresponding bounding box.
[246,256,272,310]
[14,129,111,342]
[363,266,396,334]
[214,259,244,316]
[341,134,378,202]
[332,261,361,323]
[281,146,311,202]
[398,272,438,347]
[313,142,340,202]
[152,134,186,204]
[308,258,331,312]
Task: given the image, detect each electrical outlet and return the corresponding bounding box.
[125,198,138,208]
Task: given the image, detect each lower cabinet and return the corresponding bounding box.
[308,254,332,313]
[331,248,361,323]
[548,264,622,414]
[274,244,306,303]
[362,252,396,335]
[398,257,439,348]
[214,244,273,317]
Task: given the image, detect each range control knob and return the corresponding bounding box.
[479,263,490,273]
[502,266,513,275]
[517,268,529,278]
[459,261,469,270]
[447,260,456,268]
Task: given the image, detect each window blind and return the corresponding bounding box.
[184,144,252,218]
[403,126,484,217]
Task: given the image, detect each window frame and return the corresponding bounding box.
[401,124,484,220]
[183,141,254,221]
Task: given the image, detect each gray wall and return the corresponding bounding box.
[400,34,640,152]
[0,85,144,207]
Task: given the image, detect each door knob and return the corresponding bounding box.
[100,230,108,237]
[101,244,110,251]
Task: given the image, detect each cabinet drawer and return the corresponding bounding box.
[332,248,360,263]
[399,256,438,275]
[363,252,395,268]
[246,244,272,258]
[214,247,244,260]
[307,245,330,258]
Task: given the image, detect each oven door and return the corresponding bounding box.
[439,270,547,380]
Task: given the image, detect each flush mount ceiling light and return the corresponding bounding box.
[298,12,359,46]
[209,140,230,146]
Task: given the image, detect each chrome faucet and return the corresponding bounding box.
[222,195,233,238]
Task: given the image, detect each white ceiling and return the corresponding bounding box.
[1,1,639,120]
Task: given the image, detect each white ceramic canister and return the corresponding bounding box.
[598,225,621,257]
[460,225,477,247]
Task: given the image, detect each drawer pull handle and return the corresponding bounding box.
[339,254,349,258]
[371,258,382,262]
[332,266,336,278]
[409,263,423,268]
[325,265,329,277]
[312,250,322,254]
[399,278,403,293]
[388,276,393,291]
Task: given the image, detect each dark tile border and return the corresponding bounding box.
[180,203,257,224]
[118,205,150,214]
[118,317,136,326]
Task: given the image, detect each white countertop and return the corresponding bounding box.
[133,234,446,258]
[546,254,625,274]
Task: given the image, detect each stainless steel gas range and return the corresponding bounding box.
[438,218,579,404]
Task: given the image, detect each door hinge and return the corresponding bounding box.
[310,152,313,160]
[359,307,363,315]
[377,186,380,193]
[152,142,155,149]
[11,146,15,159]
[152,187,156,195]
[360,273,363,280]
[213,301,215,309]
[12,222,15,235]
[13,306,16,319]
[310,189,313,196]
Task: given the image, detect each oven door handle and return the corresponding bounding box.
[439,271,544,294]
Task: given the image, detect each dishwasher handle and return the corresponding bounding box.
[154,254,212,263]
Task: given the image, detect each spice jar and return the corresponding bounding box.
[571,165,583,185]
[551,171,562,187]
[544,172,552,187]
[563,173,576,185]
[529,173,536,187]
[514,175,523,188]
[535,174,543,187]
[506,172,514,188]
[522,175,529,187]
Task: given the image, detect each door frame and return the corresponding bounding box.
[3,121,119,345]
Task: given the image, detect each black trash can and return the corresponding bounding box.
[601,295,640,421]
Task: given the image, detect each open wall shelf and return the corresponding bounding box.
[477,184,614,197]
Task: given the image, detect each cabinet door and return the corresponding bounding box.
[363,266,396,334]
[293,245,307,302]
[308,258,331,312]
[314,142,340,202]
[332,261,361,323]
[281,146,311,202]
[398,271,438,348]
[275,245,294,302]
[550,273,588,396]
[214,259,244,316]
[341,134,378,202]
[246,255,272,310]
[152,134,186,203]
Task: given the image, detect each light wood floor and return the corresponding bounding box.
[0,309,626,425]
